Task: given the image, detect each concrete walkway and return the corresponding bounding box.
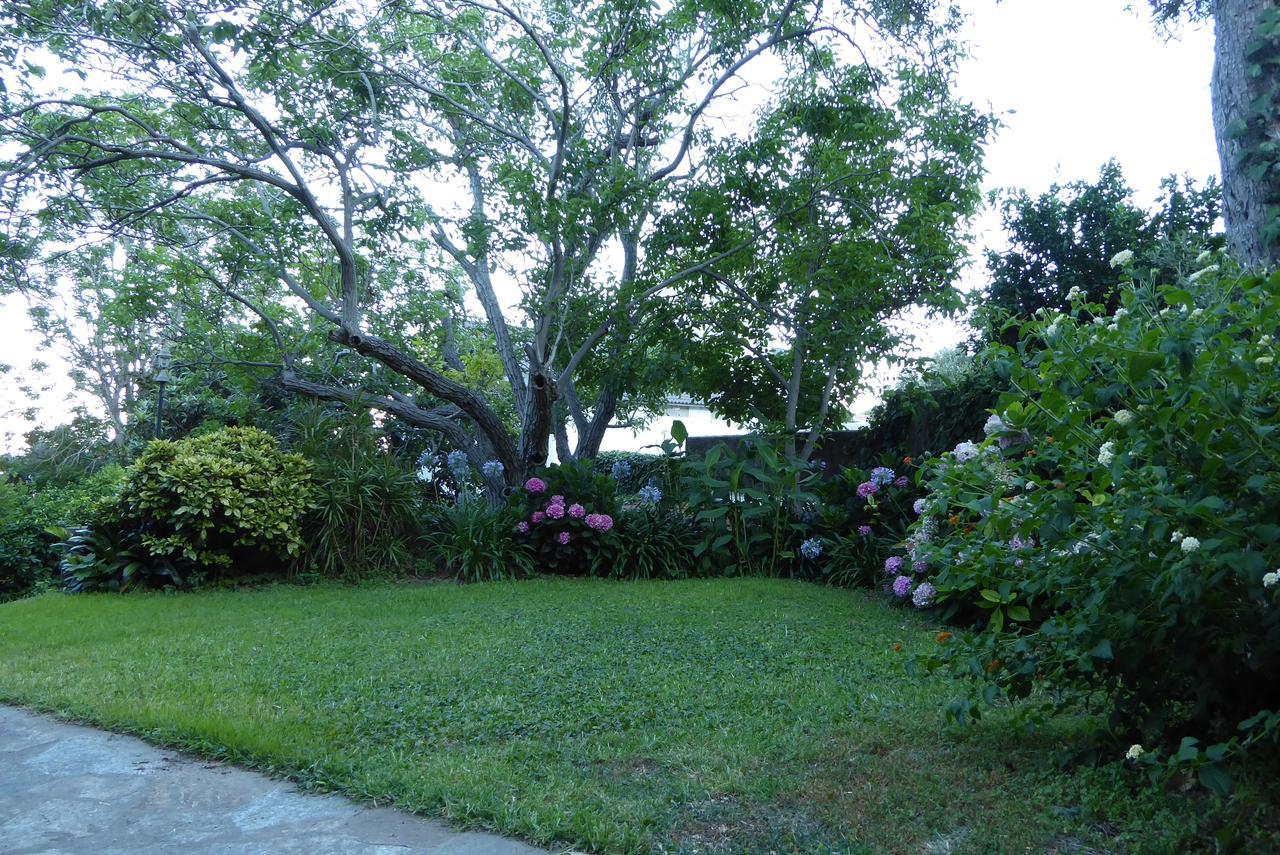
[0,705,550,854]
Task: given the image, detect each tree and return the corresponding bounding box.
[981,160,1222,340]
[1,0,983,480]
[1149,0,1279,268]
[654,68,990,459]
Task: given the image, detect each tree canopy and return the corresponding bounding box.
[1,0,990,472]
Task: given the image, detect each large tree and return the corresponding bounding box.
[1149,0,1280,268]
[0,0,983,479]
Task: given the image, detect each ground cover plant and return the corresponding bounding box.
[2,579,1277,854]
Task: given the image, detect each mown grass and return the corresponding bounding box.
[0,579,1261,853]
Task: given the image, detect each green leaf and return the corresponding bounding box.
[979,588,1002,603]
[1007,605,1030,622]
[1089,639,1113,660]
[1197,764,1232,798]
[671,420,688,445]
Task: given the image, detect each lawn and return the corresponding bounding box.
[0,579,1227,853]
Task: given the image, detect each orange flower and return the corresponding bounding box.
[963,525,974,534]
[936,631,953,643]
[948,515,960,526]
[903,455,913,465]
[986,658,1001,673]
[1027,449,1037,457]
[893,643,904,653]
[1046,436,1055,443]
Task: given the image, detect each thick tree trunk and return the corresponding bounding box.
[1213,0,1278,269]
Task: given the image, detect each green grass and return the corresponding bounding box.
[0,579,1252,853]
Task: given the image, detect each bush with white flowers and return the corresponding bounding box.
[906,264,1280,774]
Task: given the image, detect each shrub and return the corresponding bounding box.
[54,523,185,593]
[424,501,533,583]
[593,451,669,494]
[113,427,312,576]
[0,466,126,599]
[906,263,1280,775]
[678,439,817,577]
[287,407,423,580]
[510,460,622,575]
[611,508,700,580]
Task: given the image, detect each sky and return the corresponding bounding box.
[0,0,1221,450]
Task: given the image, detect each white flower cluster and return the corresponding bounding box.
[1110,249,1135,269]
[1188,265,1218,283]
[953,440,980,463]
[1113,409,1135,426]
[1126,744,1144,761]
[1066,285,1084,301]
[1171,530,1201,553]
[983,414,1006,437]
[1097,441,1116,466]
[1263,571,1279,589]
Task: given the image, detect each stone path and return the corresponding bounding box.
[0,705,550,854]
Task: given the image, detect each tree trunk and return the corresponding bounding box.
[1213,0,1278,269]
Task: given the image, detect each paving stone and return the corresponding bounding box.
[0,706,549,855]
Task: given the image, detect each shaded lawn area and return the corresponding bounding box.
[0,578,1231,853]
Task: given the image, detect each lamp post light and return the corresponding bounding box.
[153,345,173,438]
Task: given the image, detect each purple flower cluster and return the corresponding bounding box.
[518,486,614,542]
[857,481,879,499]
[885,555,904,575]
[858,525,872,536]
[912,582,936,608]
[892,575,913,597]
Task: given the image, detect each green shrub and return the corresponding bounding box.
[54,524,185,593]
[113,427,312,576]
[424,501,532,583]
[678,439,817,578]
[906,262,1280,777]
[611,508,700,580]
[593,451,669,494]
[286,406,423,580]
[0,466,126,599]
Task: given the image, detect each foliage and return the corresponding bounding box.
[1,417,117,486]
[53,523,185,593]
[113,427,312,575]
[0,465,125,599]
[592,451,668,495]
[981,161,1222,341]
[609,508,701,580]
[658,66,991,452]
[678,439,818,577]
[2,0,987,474]
[423,502,532,584]
[287,406,421,580]
[510,461,621,575]
[4,580,1278,853]
[907,264,1280,776]
[850,351,1002,462]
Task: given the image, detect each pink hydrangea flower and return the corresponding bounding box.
[524,477,546,493]
[568,503,585,519]
[531,511,545,524]
[558,531,571,545]
[546,502,565,519]
[893,475,909,488]
[585,513,614,532]
[549,495,565,507]
[856,481,879,499]
[516,521,529,533]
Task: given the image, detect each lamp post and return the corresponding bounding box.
[153,345,172,438]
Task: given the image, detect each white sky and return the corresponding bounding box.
[0,0,1219,450]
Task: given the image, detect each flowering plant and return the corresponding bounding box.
[906,266,1280,775]
[509,460,621,575]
